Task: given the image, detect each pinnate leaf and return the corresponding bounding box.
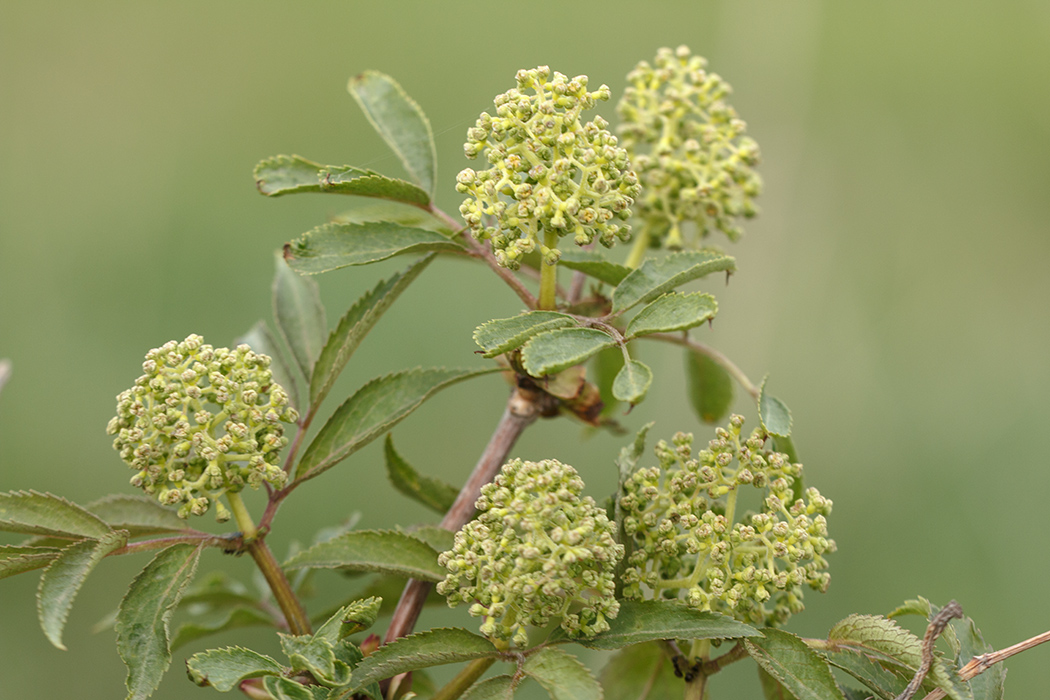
[86,494,190,537]
[254,155,326,195]
[745,628,845,700]
[599,642,681,700]
[758,378,792,438]
[0,544,61,580]
[612,359,652,406]
[570,599,761,649]
[385,434,457,514]
[237,321,301,412]
[283,530,445,581]
[521,327,617,377]
[273,252,327,380]
[284,221,464,275]
[254,155,430,205]
[473,311,578,358]
[0,490,112,539]
[524,647,602,700]
[625,292,718,338]
[558,249,632,286]
[611,250,736,314]
[684,349,734,424]
[463,675,519,700]
[186,646,285,692]
[116,543,203,700]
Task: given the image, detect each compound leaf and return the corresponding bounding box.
[385,434,457,514]
[463,675,519,700]
[473,311,579,358]
[86,494,190,537]
[558,249,632,286]
[254,155,326,195]
[273,252,326,380]
[254,155,430,205]
[625,292,718,338]
[612,251,736,314]
[283,530,445,582]
[612,359,652,406]
[745,628,845,700]
[523,647,601,700]
[0,544,61,580]
[284,221,464,275]
[521,328,617,377]
[569,599,761,650]
[186,646,285,692]
[684,349,734,424]
[0,490,112,539]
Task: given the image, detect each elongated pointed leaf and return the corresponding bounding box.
[612,250,736,314]
[172,606,273,650]
[745,628,845,700]
[284,222,464,275]
[254,155,430,205]
[473,311,579,358]
[558,249,631,286]
[347,627,499,694]
[86,494,190,537]
[38,530,127,649]
[524,647,602,700]
[314,597,383,642]
[187,646,285,691]
[822,649,908,700]
[237,321,301,412]
[599,642,681,700]
[953,616,1005,700]
[0,544,61,580]
[0,491,112,539]
[569,599,761,650]
[684,349,734,424]
[409,525,456,553]
[758,378,792,438]
[281,632,337,681]
[612,359,652,406]
[116,543,203,700]
[385,434,457,514]
[273,252,326,380]
[349,71,437,198]
[521,328,617,377]
[283,530,444,581]
[295,367,496,481]
[759,666,803,700]
[310,255,434,409]
[254,155,326,195]
[332,196,451,233]
[626,292,718,338]
[265,676,327,700]
[463,675,519,700]
[593,345,626,416]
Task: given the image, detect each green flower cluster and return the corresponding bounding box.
[437,458,624,646]
[619,417,834,627]
[618,46,761,248]
[107,335,298,520]
[457,66,641,269]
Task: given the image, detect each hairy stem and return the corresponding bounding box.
[538,229,559,310]
[247,538,312,636]
[429,658,498,700]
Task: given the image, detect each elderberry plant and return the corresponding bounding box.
[0,46,1021,700]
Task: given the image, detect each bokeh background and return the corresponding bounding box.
[2,2,1049,698]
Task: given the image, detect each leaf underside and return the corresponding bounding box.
[521,327,617,377]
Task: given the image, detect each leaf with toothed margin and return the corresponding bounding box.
[612,359,652,406]
[253,155,326,195]
[385,434,457,514]
[745,628,845,700]
[186,646,285,692]
[463,675,519,700]
[524,647,602,700]
[283,530,445,582]
[332,196,452,234]
[758,666,804,700]
[953,615,1005,700]
[625,292,718,338]
[558,249,632,286]
[38,530,127,650]
[0,545,62,580]
[236,321,301,413]
[264,676,329,700]
[473,311,579,358]
[273,251,326,380]
[599,642,682,700]
[521,327,618,377]
[0,490,112,539]
[280,633,338,683]
[86,494,191,537]
[284,222,464,275]
[253,154,430,205]
[611,250,736,314]
[758,377,792,438]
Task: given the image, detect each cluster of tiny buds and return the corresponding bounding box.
[457,66,641,269]
[619,416,834,627]
[107,335,299,520]
[617,46,762,248]
[437,458,623,646]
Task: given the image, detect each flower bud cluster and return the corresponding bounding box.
[619,416,834,626]
[437,459,624,646]
[617,46,762,248]
[107,335,299,520]
[457,66,641,269]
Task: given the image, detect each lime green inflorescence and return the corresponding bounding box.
[618,46,762,249]
[619,416,834,627]
[457,66,642,270]
[437,459,624,646]
[107,335,299,521]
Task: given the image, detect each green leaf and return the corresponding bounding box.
[613,424,653,595]
[473,311,579,358]
[599,642,682,700]
[405,525,455,554]
[116,543,203,700]
[314,597,383,641]
[593,345,626,416]
[264,676,328,700]
[86,494,190,537]
[254,155,430,205]
[821,649,908,700]
[295,367,496,481]
[524,647,602,700]
[683,349,734,424]
[384,434,458,514]
[281,633,337,682]
[558,249,632,286]
[310,255,433,410]
[0,490,112,539]
[237,321,301,412]
[284,221,464,275]
[283,530,445,582]
[759,666,802,700]
[612,250,736,314]
[612,359,652,406]
[463,675,519,700]
[570,599,761,650]
[887,597,959,657]
[187,646,285,692]
[349,71,438,198]
[172,606,273,650]
[38,530,127,649]
[347,627,499,694]
[758,378,792,438]
[953,616,1005,700]
[332,196,451,234]
[0,544,62,580]
[273,251,327,380]
[521,327,618,377]
[745,628,845,700]
[254,155,326,195]
[625,292,718,338]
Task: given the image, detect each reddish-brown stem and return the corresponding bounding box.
[108,533,215,557]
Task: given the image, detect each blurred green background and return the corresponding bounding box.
[2,1,1049,697]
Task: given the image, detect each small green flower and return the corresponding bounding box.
[437,458,624,646]
[618,46,762,248]
[619,417,833,626]
[457,66,641,269]
[107,335,298,520]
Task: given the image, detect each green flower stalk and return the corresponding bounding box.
[107,335,298,521]
[437,458,624,646]
[619,416,834,627]
[618,46,762,262]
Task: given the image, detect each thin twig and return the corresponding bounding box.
[648,333,760,400]
[894,600,963,700]
[921,627,1050,700]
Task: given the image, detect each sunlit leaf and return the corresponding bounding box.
[523,647,602,700]
[473,311,579,358]
[625,292,717,338]
[283,530,445,581]
[0,490,112,539]
[612,359,652,406]
[612,250,736,314]
[385,434,457,514]
[745,628,845,700]
[273,251,326,380]
[284,222,464,275]
[187,646,285,692]
[521,328,617,377]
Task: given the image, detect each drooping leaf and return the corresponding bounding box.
[38,530,127,650]
[611,250,736,314]
[952,615,1005,700]
[254,155,430,205]
[758,378,792,438]
[115,543,203,700]
[745,628,845,700]
[521,327,618,377]
[172,606,273,650]
[758,665,802,700]
[684,349,734,424]
[236,321,301,412]
[295,367,496,481]
[349,71,438,198]
[558,249,632,286]
[273,251,327,380]
[254,155,327,195]
[187,646,285,692]
[0,490,112,539]
[281,633,337,682]
[86,494,190,537]
[612,359,653,406]
[310,254,434,409]
[463,675,519,700]
[625,292,718,338]
[473,311,579,358]
[346,627,499,695]
[523,647,602,700]
[283,530,445,582]
[332,196,452,234]
[599,641,682,700]
[593,345,626,416]
[568,599,761,650]
[0,544,62,580]
[284,222,464,275]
